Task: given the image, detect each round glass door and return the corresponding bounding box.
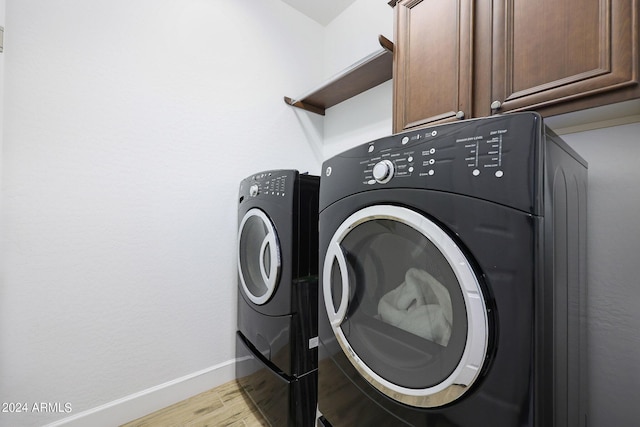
[238,208,281,305]
[323,205,489,407]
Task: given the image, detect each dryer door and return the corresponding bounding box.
[323,205,489,408]
[238,208,281,305]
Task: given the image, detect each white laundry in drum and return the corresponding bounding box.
[377,268,453,346]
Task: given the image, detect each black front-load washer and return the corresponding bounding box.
[235,169,319,427]
[316,113,588,426]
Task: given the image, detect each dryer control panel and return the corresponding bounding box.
[320,113,564,214]
[350,121,519,186]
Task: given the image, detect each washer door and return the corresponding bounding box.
[238,208,281,305]
[323,205,489,407]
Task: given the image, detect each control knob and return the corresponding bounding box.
[372,160,395,184]
[249,184,259,197]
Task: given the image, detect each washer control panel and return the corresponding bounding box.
[239,170,293,200]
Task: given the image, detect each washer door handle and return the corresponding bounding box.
[259,232,276,285]
[323,243,349,327]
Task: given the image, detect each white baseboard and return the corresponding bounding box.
[43,359,237,427]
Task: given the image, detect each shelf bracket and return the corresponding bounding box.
[283,96,326,115]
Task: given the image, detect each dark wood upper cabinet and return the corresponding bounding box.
[393,0,474,132]
[490,0,639,116]
[392,0,639,131]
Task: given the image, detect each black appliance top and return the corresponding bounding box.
[320,112,579,214]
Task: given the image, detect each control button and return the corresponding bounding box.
[368,145,375,153]
[325,166,332,177]
[372,160,395,184]
[428,170,435,176]
[430,148,436,154]
[429,159,435,165]
[408,167,414,173]
[249,184,259,197]
[367,179,376,185]
[495,170,504,178]
[431,130,438,137]
[473,169,480,176]
[408,156,414,162]
[402,136,410,145]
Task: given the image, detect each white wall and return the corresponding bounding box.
[0,1,323,426]
[0,0,4,261]
[322,0,394,160]
[2,0,637,426]
[561,123,640,426]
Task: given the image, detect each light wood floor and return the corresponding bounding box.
[120,380,268,427]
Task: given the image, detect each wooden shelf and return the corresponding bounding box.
[284,35,394,116]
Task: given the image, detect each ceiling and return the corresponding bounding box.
[280,0,358,26]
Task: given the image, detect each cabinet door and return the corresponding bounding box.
[393,0,474,132]
[491,0,639,115]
